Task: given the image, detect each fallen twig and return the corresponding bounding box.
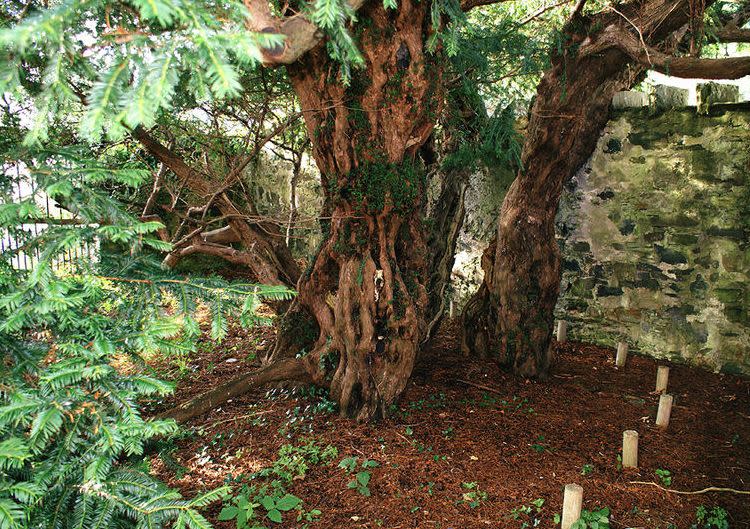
[456,379,504,395]
[630,481,750,495]
[209,408,276,428]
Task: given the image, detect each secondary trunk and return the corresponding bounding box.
[287,0,442,421]
[463,0,700,376]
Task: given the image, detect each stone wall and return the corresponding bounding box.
[555,102,750,375]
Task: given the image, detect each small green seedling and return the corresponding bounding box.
[509,498,545,527]
[581,463,594,476]
[692,505,729,529]
[339,457,379,496]
[460,482,488,508]
[219,492,301,527]
[655,468,672,487]
[570,507,610,529]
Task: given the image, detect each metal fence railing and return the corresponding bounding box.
[2,163,97,271]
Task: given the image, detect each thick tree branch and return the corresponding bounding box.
[159,358,311,422]
[714,26,750,42]
[585,25,750,79]
[132,126,212,195]
[131,126,301,286]
[460,0,511,11]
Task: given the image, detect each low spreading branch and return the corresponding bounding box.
[159,358,311,423]
[460,0,513,11]
[584,25,750,79]
[714,26,750,43]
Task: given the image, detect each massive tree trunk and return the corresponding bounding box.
[463,0,710,377]
[286,0,442,420]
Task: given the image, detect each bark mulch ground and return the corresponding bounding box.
[150,321,750,529]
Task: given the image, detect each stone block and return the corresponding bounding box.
[652,85,689,110]
[612,91,648,109]
[697,82,740,113]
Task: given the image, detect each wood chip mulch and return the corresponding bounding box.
[150,321,750,529]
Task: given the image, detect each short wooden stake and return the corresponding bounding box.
[655,366,670,393]
[622,430,639,469]
[561,483,583,529]
[615,341,628,367]
[449,299,454,318]
[556,320,567,342]
[656,393,673,429]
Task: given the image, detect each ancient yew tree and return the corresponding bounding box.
[7,0,750,426]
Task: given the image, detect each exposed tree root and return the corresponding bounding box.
[630,482,750,496]
[159,358,311,423]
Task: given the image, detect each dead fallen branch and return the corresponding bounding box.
[630,481,750,496]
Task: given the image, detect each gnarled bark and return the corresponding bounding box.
[287,0,442,421]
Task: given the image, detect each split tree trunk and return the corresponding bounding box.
[287,0,442,421]
[463,0,702,377]
[423,84,489,340]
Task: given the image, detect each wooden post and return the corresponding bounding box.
[556,320,567,342]
[655,366,670,393]
[656,393,673,429]
[449,299,454,318]
[615,341,628,367]
[561,483,583,529]
[622,430,638,468]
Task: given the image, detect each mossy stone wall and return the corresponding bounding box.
[555,103,750,375]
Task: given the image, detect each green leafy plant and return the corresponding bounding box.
[459,482,488,509]
[220,440,333,528]
[509,498,546,528]
[338,457,379,496]
[581,463,595,476]
[570,507,611,529]
[655,468,672,487]
[219,491,302,527]
[531,435,550,453]
[692,505,729,529]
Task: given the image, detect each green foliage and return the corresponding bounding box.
[220,440,334,528]
[459,481,488,509]
[509,498,545,528]
[570,507,611,529]
[580,463,594,476]
[218,491,303,527]
[655,468,672,487]
[0,0,361,143]
[692,505,729,529]
[338,457,379,496]
[427,0,467,56]
[311,0,364,84]
[0,150,293,529]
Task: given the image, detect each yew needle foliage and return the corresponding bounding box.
[0,149,294,529]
